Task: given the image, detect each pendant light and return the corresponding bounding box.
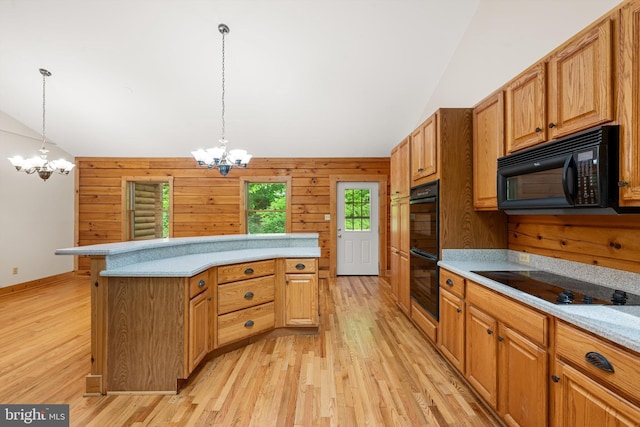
[192,24,252,176]
[8,68,75,181]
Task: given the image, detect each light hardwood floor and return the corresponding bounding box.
[0,274,501,426]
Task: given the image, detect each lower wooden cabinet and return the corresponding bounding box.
[552,360,640,427]
[438,287,465,372]
[188,287,212,372]
[284,258,318,326]
[465,280,548,427]
[552,321,640,427]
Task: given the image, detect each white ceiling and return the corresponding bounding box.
[0,0,621,159]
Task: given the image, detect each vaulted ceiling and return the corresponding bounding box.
[0,0,620,159]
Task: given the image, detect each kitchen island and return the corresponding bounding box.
[56,234,321,395]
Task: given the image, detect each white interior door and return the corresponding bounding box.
[336,182,379,275]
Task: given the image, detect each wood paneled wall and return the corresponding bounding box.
[508,215,640,273]
[75,157,390,275]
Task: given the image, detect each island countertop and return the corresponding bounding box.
[56,233,320,277]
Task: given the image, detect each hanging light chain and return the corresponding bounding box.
[40,68,50,152]
[220,25,226,143]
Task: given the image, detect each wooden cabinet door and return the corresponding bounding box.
[284,273,318,326]
[391,137,410,199]
[473,91,504,210]
[389,248,399,302]
[411,114,438,184]
[399,198,410,254]
[619,0,640,205]
[498,325,547,427]
[189,288,212,373]
[397,252,410,315]
[548,18,613,140]
[437,287,465,372]
[552,360,640,427]
[411,125,424,183]
[506,62,547,153]
[465,305,498,408]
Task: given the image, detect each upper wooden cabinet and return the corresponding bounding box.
[411,114,438,184]
[390,137,410,200]
[548,17,613,139]
[506,17,614,154]
[473,91,505,210]
[618,0,640,205]
[505,62,547,153]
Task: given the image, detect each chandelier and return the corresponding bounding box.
[8,68,75,181]
[192,23,252,176]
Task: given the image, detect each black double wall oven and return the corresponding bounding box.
[409,180,439,321]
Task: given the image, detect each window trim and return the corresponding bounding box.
[239,176,292,234]
[121,176,174,241]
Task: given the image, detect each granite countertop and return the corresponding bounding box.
[56,233,320,277]
[100,247,320,277]
[439,255,640,354]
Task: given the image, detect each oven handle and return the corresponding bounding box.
[410,248,438,262]
[562,155,576,205]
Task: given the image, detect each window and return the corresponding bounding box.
[240,177,291,234]
[344,188,371,231]
[123,177,173,240]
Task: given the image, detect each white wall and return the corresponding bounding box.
[0,111,74,288]
[419,0,621,121]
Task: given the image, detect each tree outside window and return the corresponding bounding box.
[246,182,287,234]
[344,188,371,231]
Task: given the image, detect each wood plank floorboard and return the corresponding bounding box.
[0,274,501,426]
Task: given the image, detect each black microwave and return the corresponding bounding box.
[497,125,637,214]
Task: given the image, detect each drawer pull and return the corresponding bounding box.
[486,329,493,335]
[244,291,254,299]
[456,307,462,313]
[198,280,206,288]
[295,263,306,270]
[244,268,254,275]
[551,375,560,383]
[244,320,254,328]
[445,279,454,286]
[585,351,615,373]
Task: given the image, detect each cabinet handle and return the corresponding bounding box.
[486,329,493,335]
[244,320,254,328]
[244,291,254,299]
[445,279,454,287]
[295,263,306,270]
[585,352,615,373]
[207,297,212,301]
[535,127,542,133]
[618,180,629,188]
[418,167,424,172]
[548,122,556,128]
[198,280,206,288]
[498,336,504,342]
[551,375,560,383]
[456,307,462,313]
[244,268,254,275]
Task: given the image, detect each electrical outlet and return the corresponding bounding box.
[324,214,331,220]
[12,267,18,275]
[518,253,531,264]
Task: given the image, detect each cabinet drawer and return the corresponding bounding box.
[218,275,275,315]
[556,321,640,403]
[440,268,465,298]
[285,258,317,274]
[189,270,210,298]
[467,281,548,347]
[217,260,275,284]
[217,302,275,346]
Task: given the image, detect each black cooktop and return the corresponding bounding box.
[472,270,640,306]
